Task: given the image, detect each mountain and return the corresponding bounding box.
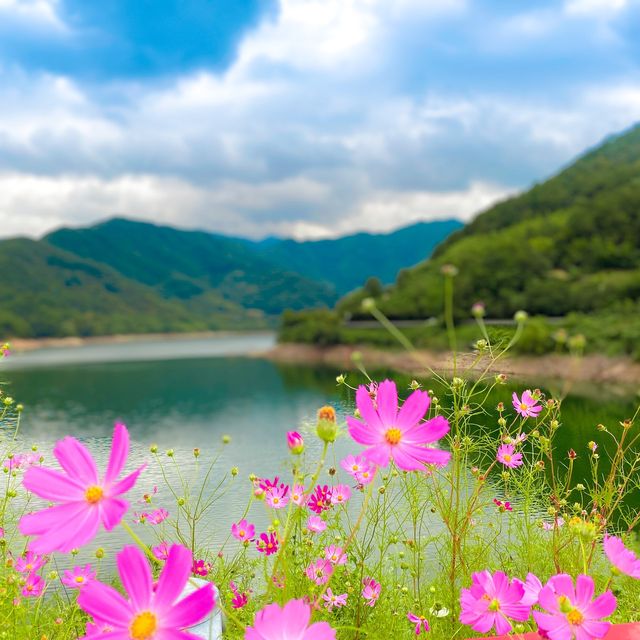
[1,216,462,338]
[252,219,463,295]
[334,124,640,320]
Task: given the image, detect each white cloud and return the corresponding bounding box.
[565,0,630,16]
[0,0,68,32]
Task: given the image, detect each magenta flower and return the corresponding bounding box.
[496,444,523,468]
[15,551,47,574]
[362,577,381,606]
[231,519,255,543]
[230,581,249,609]
[192,559,211,577]
[534,574,616,640]
[330,484,351,505]
[286,431,304,454]
[518,572,543,607]
[512,390,542,418]
[324,545,347,566]
[85,619,114,636]
[459,570,530,635]
[22,573,44,598]
[306,558,333,585]
[347,380,450,471]
[307,516,327,533]
[323,588,347,611]
[152,542,170,561]
[256,532,279,555]
[308,485,332,514]
[265,485,289,510]
[62,564,96,590]
[603,534,640,578]
[19,423,145,554]
[407,612,430,635]
[77,544,215,640]
[291,484,307,506]
[246,599,335,640]
[146,508,168,525]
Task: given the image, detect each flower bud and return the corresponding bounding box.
[231,466,239,476]
[150,444,158,453]
[514,310,528,324]
[316,406,338,443]
[95,548,104,559]
[193,448,200,458]
[361,297,376,312]
[471,301,486,318]
[286,431,304,455]
[222,435,231,444]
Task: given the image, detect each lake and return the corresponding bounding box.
[1,333,638,565]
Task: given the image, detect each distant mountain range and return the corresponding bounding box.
[330,123,640,320]
[1,217,461,337]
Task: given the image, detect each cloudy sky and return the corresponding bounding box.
[1,0,639,240]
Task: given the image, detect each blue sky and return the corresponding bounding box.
[0,0,639,239]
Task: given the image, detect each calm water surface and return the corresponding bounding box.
[2,333,638,566]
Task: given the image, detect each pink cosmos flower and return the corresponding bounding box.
[265,485,290,510]
[15,551,47,574]
[287,431,304,454]
[324,545,347,566]
[518,572,543,607]
[4,453,39,471]
[407,612,430,635]
[291,484,307,506]
[62,564,96,590]
[146,508,169,525]
[347,380,450,471]
[231,519,255,543]
[493,499,513,512]
[230,581,249,609]
[533,573,616,640]
[512,390,542,418]
[340,454,371,478]
[246,599,335,640]
[308,485,333,514]
[603,534,640,578]
[543,517,565,531]
[362,577,381,606]
[77,544,215,640]
[22,573,44,598]
[19,423,145,554]
[496,444,523,468]
[330,484,351,505]
[139,485,158,504]
[152,542,170,561]
[355,467,375,486]
[307,516,327,533]
[192,559,211,577]
[256,532,279,555]
[459,570,530,635]
[306,559,333,585]
[85,619,115,636]
[323,588,347,612]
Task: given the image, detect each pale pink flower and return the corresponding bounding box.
[330,484,351,505]
[231,519,255,543]
[355,467,375,486]
[323,588,347,612]
[246,599,335,639]
[77,544,215,640]
[347,380,450,471]
[603,534,640,579]
[22,573,44,598]
[496,444,523,468]
[15,551,46,574]
[407,612,430,635]
[543,517,565,531]
[19,423,145,554]
[305,559,333,585]
[307,516,327,533]
[518,572,543,607]
[324,545,347,566]
[459,570,530,635]
[340,454,371,478]
[265,485,289,510]
[62,564,96,590]
[534,573,616,640]
[147,508,169,525]
[512,390,542,418]
[362,577,381,606]
[291,484,307,506]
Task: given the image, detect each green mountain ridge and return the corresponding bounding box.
[1,217,460,338]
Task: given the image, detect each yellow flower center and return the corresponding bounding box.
[85,486,103,504]
[272,497,279,504]
[503,454,512,462]
[239,529,245,538]
[487,598,501,612]
[318,406,336,422]
[75,576,85,584]
[385,428,402,445]
[352,464,359,471]
[130,611,157,640]
[520,403,528,411]
[331,554,337,561]
[25,564,33,571]
[567,608,584,625]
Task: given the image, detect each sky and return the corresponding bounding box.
[1,0,640,240]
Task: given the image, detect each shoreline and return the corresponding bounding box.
[6,330,275,353]
[264,342,640,390]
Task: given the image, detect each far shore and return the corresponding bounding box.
[264,342,640,390]
[6,330,275,353]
